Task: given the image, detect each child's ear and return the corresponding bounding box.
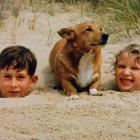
[31,75,38,83]
[30,75,38,90]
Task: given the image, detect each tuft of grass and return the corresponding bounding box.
[102,0,140,36]
[78,0,140,37]
[0,0,140,39]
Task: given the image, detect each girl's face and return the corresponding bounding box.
[0,67,38,97]
[115,52,140,91]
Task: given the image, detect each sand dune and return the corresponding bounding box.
[0,11,140,140]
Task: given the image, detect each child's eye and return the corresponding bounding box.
[117,65,125,69]
[4,75,11,79]
[131,67,140,70]
[18,75,25,79]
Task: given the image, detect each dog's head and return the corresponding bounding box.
[57,21,109,49]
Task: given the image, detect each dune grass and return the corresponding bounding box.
[0,0,140,38]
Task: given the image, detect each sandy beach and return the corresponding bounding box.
[0,10,140,140]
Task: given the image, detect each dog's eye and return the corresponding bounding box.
[85,27,93,32]
[100,28,102,31]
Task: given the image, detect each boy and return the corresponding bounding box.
[0,45,38,97]
[115,44,140,91]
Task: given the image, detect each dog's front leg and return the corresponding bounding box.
[89,49,102,96]
[89,76,102,96]
[61,79,79,100]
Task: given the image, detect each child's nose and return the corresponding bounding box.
[123,68,131,76]
[10,78,18,87]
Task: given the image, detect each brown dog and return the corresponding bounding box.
[49,21,109,99]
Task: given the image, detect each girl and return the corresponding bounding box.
[115,44,140,91]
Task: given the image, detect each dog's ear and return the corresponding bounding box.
[57,28,76,41]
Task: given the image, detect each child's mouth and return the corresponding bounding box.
[8,91,20,97]
[120,78,134,84]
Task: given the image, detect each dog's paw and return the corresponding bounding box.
[89,88,102,96]
[67,95,79,100]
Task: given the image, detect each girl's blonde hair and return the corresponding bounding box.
[115,44,140,67]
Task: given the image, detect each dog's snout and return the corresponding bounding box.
[102,33,109,41]
[100,33,109,45]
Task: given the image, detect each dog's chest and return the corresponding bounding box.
[76,51,96,87]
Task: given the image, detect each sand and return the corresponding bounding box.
[0,10,140,140]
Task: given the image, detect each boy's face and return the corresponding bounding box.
[115,52,140,91]
[0,67,38,97]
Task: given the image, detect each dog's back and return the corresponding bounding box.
[49,39,66,72]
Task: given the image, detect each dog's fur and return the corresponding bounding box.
[49,21,109,99]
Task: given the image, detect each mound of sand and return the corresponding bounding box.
[0,11,140,140]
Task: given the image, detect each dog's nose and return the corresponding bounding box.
[100,33,109,44]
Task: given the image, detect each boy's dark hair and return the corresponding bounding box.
[0,45,37,76]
